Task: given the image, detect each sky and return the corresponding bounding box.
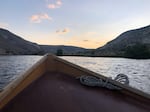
[0,0,150,48]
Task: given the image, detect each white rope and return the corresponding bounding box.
[79,74,129,90]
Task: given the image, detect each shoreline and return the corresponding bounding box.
[0,54,150,59]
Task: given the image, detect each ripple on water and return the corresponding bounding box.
[0,56,42,90]
[0,56,150,95]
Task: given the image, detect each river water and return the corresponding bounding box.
[0,56,42,90]
[0,56,150,95]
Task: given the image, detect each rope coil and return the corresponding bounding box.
[79,74,129,90]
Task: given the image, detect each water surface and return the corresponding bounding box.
[0,56,150,95]
[0,56,41,89]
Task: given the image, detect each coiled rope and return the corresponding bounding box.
[79,74,129,90]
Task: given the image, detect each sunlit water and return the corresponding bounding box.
[0,56,150,95]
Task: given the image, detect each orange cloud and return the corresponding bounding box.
[47,0,62,9]
[83,40,89,42]
[62,28,70,33]
[56,28,70,34]
[30,13,52,23]
[56,0,62,5]
[48,4,57,9]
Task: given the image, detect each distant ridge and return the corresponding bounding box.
[40,45,88,55]
[0,28,87,55]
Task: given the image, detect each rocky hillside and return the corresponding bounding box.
[95,25,150,58]
[0,28,42,55]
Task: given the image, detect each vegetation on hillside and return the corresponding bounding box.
[124,44,150,59]
[56,49,63,56]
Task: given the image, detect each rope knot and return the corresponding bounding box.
[79,74,129,90]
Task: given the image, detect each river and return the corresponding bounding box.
[0,56,150,95]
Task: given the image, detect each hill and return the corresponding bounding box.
[0,28,42,55]
[0,28,87,55]
[40,45,88,55]
[95,25,150,59]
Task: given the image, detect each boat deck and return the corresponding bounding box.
[1,72,150,112]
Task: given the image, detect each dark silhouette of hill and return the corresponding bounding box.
[95,25,150,59]
[0,28,42,55]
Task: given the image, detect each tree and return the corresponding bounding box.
[124,44,150,59]
[56,49,63,56]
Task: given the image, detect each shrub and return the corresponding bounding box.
[124,44,150,59]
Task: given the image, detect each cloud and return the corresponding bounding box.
[56,0,62,6]
[83,40,89,42]
[0,22,9,29]
[30,13,52,23]
[47,0,62,9]
[62,28,70,33]
[48,4,57,9]
[56,28,70,34]
[56,30,60,33]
